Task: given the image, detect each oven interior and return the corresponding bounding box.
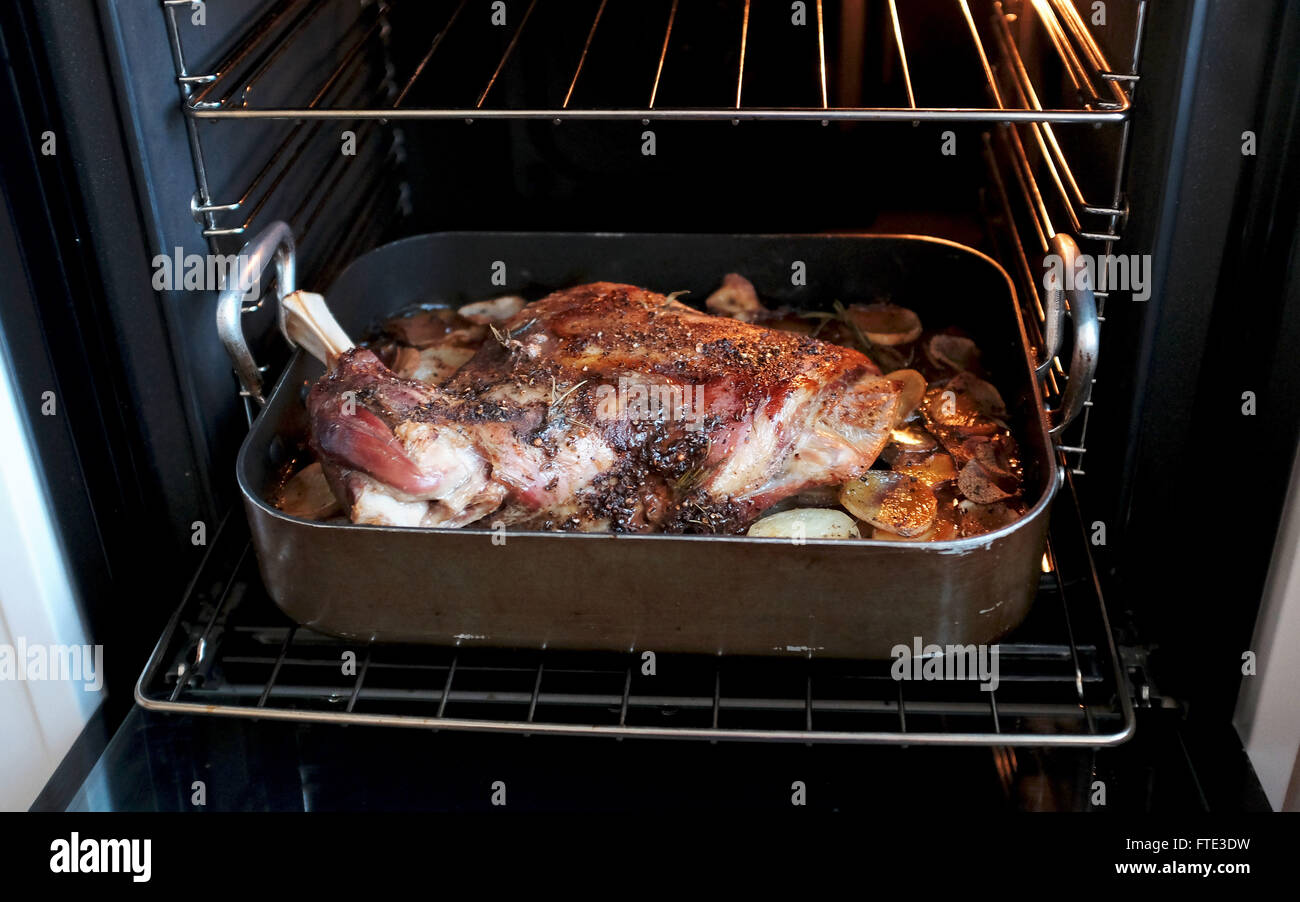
[115,0,1161,752]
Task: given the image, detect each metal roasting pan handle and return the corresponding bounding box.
[1043,232,1099,434]
[1039,256,1066,376]
[216,220,297,406]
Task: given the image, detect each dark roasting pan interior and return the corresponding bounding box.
[237,233,1060,657]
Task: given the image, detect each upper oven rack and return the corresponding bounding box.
[176,0,1137,124]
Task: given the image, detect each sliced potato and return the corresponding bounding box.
[872,514,960,542]
[927,333,980,372]
[846,303,923,346]
[747,507,861,539]
[277,461,341,520]
[896,452,958,487]
[458,295,526,324]
[921,378,1003,432]
[884,368,926,424]
[872,526,932,542]
[840,472,937,537]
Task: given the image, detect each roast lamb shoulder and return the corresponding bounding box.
[302,282,901,533]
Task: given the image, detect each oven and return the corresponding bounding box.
[2,0,1299,831]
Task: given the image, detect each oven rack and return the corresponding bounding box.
[161,0,1140,267]
[989,2,1133,244]
[172,0,1138,124]
[162,0,411,273]
[135,469,1135,746]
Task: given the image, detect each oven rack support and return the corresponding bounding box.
[135,467,1135,747]
[976,0,1145,475]
[161,0,411,274]
[173,0,1135,125]
[984,131,1102,476]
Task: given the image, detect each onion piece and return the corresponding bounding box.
[927,333,980,371]
[706,273,765,322]
[957,459,1017,503]
[747,507,861,539]
[880,426,941,467]
[946,371,1006,418]
[839,472,937,537]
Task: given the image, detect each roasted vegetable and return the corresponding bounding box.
[840,472,938,537]
[926,333,981,372]
[706,273,765,322]
[276,461,341,521]
[846,303,923,346]
[884,368,926,424]
[748,507,862,539]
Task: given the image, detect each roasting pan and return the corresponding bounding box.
[219,224,1097,658]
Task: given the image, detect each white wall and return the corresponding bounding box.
[0,345,102,811]
[1235,444,1300,812]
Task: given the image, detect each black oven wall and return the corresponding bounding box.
[1,0,413,711]
[0,0,211,721]
[1088,0,1300,794]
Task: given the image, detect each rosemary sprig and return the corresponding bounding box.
[832,299,874,353]
[675,466,707,493]
[549,377,587,407]
[490,317,538,350]
[659,289,691,309]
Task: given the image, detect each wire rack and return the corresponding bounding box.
[162,0,412,281]
[173,0,1137,123]
[136,468,1135,746]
